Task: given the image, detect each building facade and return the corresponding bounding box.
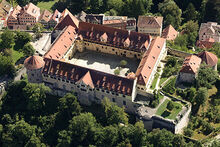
[137,16,163,37]
[178,55,202,83]
[199,22,220,42]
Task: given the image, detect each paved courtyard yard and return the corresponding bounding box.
[68,50,140,77]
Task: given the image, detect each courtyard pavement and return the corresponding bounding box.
[31,33,51,56]
[68,50,140,77]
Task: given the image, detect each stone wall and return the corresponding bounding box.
[168,48,191,58]
[42,74,138,114]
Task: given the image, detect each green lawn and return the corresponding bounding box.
[150,73,159,89]
[37,0,58,12]
[159,77,168,87]
[12,49,24,63]
[156,99,183,120]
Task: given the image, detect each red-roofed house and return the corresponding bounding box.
[137,16,163,37]
[54,9,79,30]
[198,51,218,70]
[39,9,52,28]
[179,55,202,83]
[7,5,21,28]
[48,9,61,28]
[196,38,215,49]
[18,3,40,26]
[162,25,178,40]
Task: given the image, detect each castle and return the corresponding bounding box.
[24,22,191,133]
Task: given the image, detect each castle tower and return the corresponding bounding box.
[24,55,45,83]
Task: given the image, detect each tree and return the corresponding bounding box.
[57,130,72,147]
[197,63,219,89]
[25,134,46,147]
[187,87,196,103]
[14,31,32,51]
[95,125,119,146]
[204,0,220,24]
[167,101,174,111]
[146,129,174,147]
[102,98,128,125]
[0,30,15,50]
[120,60,127,67]
[67,113,98,146]
[158,0,182,29]
[22,83,51,112]
[58,93,82,119]
[1,120,40,146]
[32,23,44,39]
[114,69,120,75]
[0,54,16,77]
[22,43,35,56]
[183,127,194,137]
[195,87,208,107]
[183,3,198,22]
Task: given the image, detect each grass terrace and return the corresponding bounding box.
[150,73,159,89]
[156,99,183,120]
[12,48,24,64]
[37,0,58,12]
[68,50,140,77]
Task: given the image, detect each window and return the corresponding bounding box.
[31,74,34,76]
[112,98,115,102]
[123,101,126,105]
[80,88,86,92]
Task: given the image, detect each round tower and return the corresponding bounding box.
[24,55,45,83]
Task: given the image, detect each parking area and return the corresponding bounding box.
[68,50,140,77]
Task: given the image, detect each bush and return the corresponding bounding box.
[167,101,174,111]
[120,60,127,67]
[151,100,159,108]
[114,69,120,75]
[184,128,194,137]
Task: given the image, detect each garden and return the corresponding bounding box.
[156,99,183,120]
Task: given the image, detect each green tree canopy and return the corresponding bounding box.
[158,0,182,29]
[183,3,198,22]
[22,83,51,112]
[58,93,82,119]
[0,30,15,50]
[22,43,35,57]
[197,63,219,89]
[14,31,32,51]
[1,119,40,147]
[195,87,208,107]
[102,98,128,125]
[0,54,16,77]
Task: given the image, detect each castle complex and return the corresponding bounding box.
[25,22,166,114]
[24,20,191,133]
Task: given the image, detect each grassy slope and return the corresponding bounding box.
[37,0,58,12]
[12,49,23,63]
[150,74,159,89]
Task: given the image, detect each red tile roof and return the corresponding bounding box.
[162,25,178,40]
[196,39,215,49]
[39,9,52,22]
[136,37,166,85]
[77,71,94,88]
[43,58,134,96]
[55,13,79,30]
[24,55,45,70]
[180,55,202,74]
[78,22,152,53]
[198,51,218,67]
[9,5,21,19]
[137,16,163,28]
[49,9,60,22]
[44,25,76,59]
[22,3,40,18]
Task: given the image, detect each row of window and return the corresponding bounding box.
[112,98,126,105]
[44,74,128,98]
